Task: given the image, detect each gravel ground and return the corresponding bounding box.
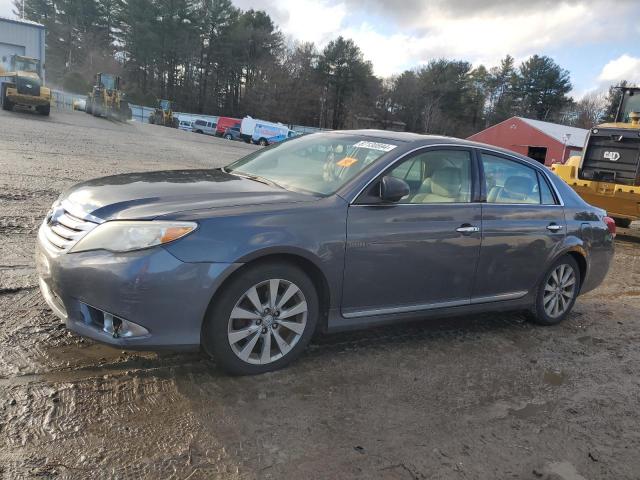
[1,108,639,480]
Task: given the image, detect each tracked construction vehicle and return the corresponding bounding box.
[552,87,640,227]
[0,54,51,115]
[85,73,131,121]
[148,99,179,128]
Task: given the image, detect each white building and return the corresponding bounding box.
[0,16,46,81]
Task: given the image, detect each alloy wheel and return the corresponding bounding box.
[543,263,576,318]
[227,278,308,365]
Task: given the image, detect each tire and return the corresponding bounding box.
[37,103,50,116]
[1,85,12,111]
[148,115,155,124]
[195,130,203,134]
[258,138,268,146]
[202,261,319,375]
[614,218,632,229]
[526,255,581,326]
[224,134,233,140]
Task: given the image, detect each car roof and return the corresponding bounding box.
[328,129,544,170]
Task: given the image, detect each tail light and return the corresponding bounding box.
[603,216,616,238]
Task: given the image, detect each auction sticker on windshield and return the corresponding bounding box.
[353,141,397,152]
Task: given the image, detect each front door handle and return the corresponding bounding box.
[456,225,480,234]
[547,223,563,232]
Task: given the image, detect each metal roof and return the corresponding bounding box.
[0,15,45,29]
[518,117,587,148]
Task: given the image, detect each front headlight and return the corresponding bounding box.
[69,221,197,253]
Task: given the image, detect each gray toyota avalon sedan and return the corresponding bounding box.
[36,131,615,374]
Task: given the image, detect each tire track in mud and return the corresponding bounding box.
[0,287,86,378]
[1,373,241,480]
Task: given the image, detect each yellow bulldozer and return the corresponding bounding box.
[148,99,179,128]
[0,54,51,115]
[85,73,131,121]
[552,86,640,228]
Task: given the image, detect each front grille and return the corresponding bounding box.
[41,208,100,252]
[16,76,40,96]
[580,129,640,186]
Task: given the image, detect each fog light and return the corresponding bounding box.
[103,312,149,338]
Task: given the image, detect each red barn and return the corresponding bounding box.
[467,116,588,166]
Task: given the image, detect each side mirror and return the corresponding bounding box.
[379,176,410,203]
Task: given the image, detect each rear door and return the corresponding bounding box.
[472,150,565,301]
[342,147,482,317]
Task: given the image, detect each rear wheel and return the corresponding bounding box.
[202,262,319,375]
[527,255,580,326]
[224,134,233,140]
[614,217,632,229]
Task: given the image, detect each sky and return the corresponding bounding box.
[2,0,639,98]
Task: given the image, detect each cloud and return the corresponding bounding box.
[597,54,640,85]
[234,0,638,81]
[342,0,638,25]
[234,0,347,45]
[0,0,16,17]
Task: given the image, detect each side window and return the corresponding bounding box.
[391,158,422,182]
[537,171,557,205]
[388,150,472,204]
[482,154,541,205]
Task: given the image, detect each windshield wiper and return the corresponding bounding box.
[228,170,286,190]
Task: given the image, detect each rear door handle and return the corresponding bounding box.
[547,223,563,232]
[456,225,480,234]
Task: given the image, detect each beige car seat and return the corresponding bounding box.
[412,167,461,203]
[488,176,537,203]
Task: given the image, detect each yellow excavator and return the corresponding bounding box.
[0,54,51,115]
[552,86,640,228]
[148,99,179,128]
[85,73,131,121]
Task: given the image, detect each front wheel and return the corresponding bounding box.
[202,262,319,375]
[224,134,233,140]
[526,255,580,326]
[37,103,50,116]
[614,218,632,229]
[258,138,268,146]
[1,85,12,111]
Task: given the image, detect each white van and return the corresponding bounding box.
[192,119,217,136]
[240,116,257,143]
[240,116,296,145]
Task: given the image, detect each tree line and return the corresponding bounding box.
[17,0,628,136]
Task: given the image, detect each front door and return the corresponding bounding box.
[342,148,482,318]
[473,151,566,301]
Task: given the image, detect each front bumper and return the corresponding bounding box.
[36,225,240,350]
[7,92,50,107]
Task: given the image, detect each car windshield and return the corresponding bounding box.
[226,133,400,195]
[619,90,640,122]
[101,74,116,89]
[14,57,38,72]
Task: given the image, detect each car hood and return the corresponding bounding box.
[62,169,315,221]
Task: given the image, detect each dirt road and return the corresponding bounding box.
[1,109,639,480]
